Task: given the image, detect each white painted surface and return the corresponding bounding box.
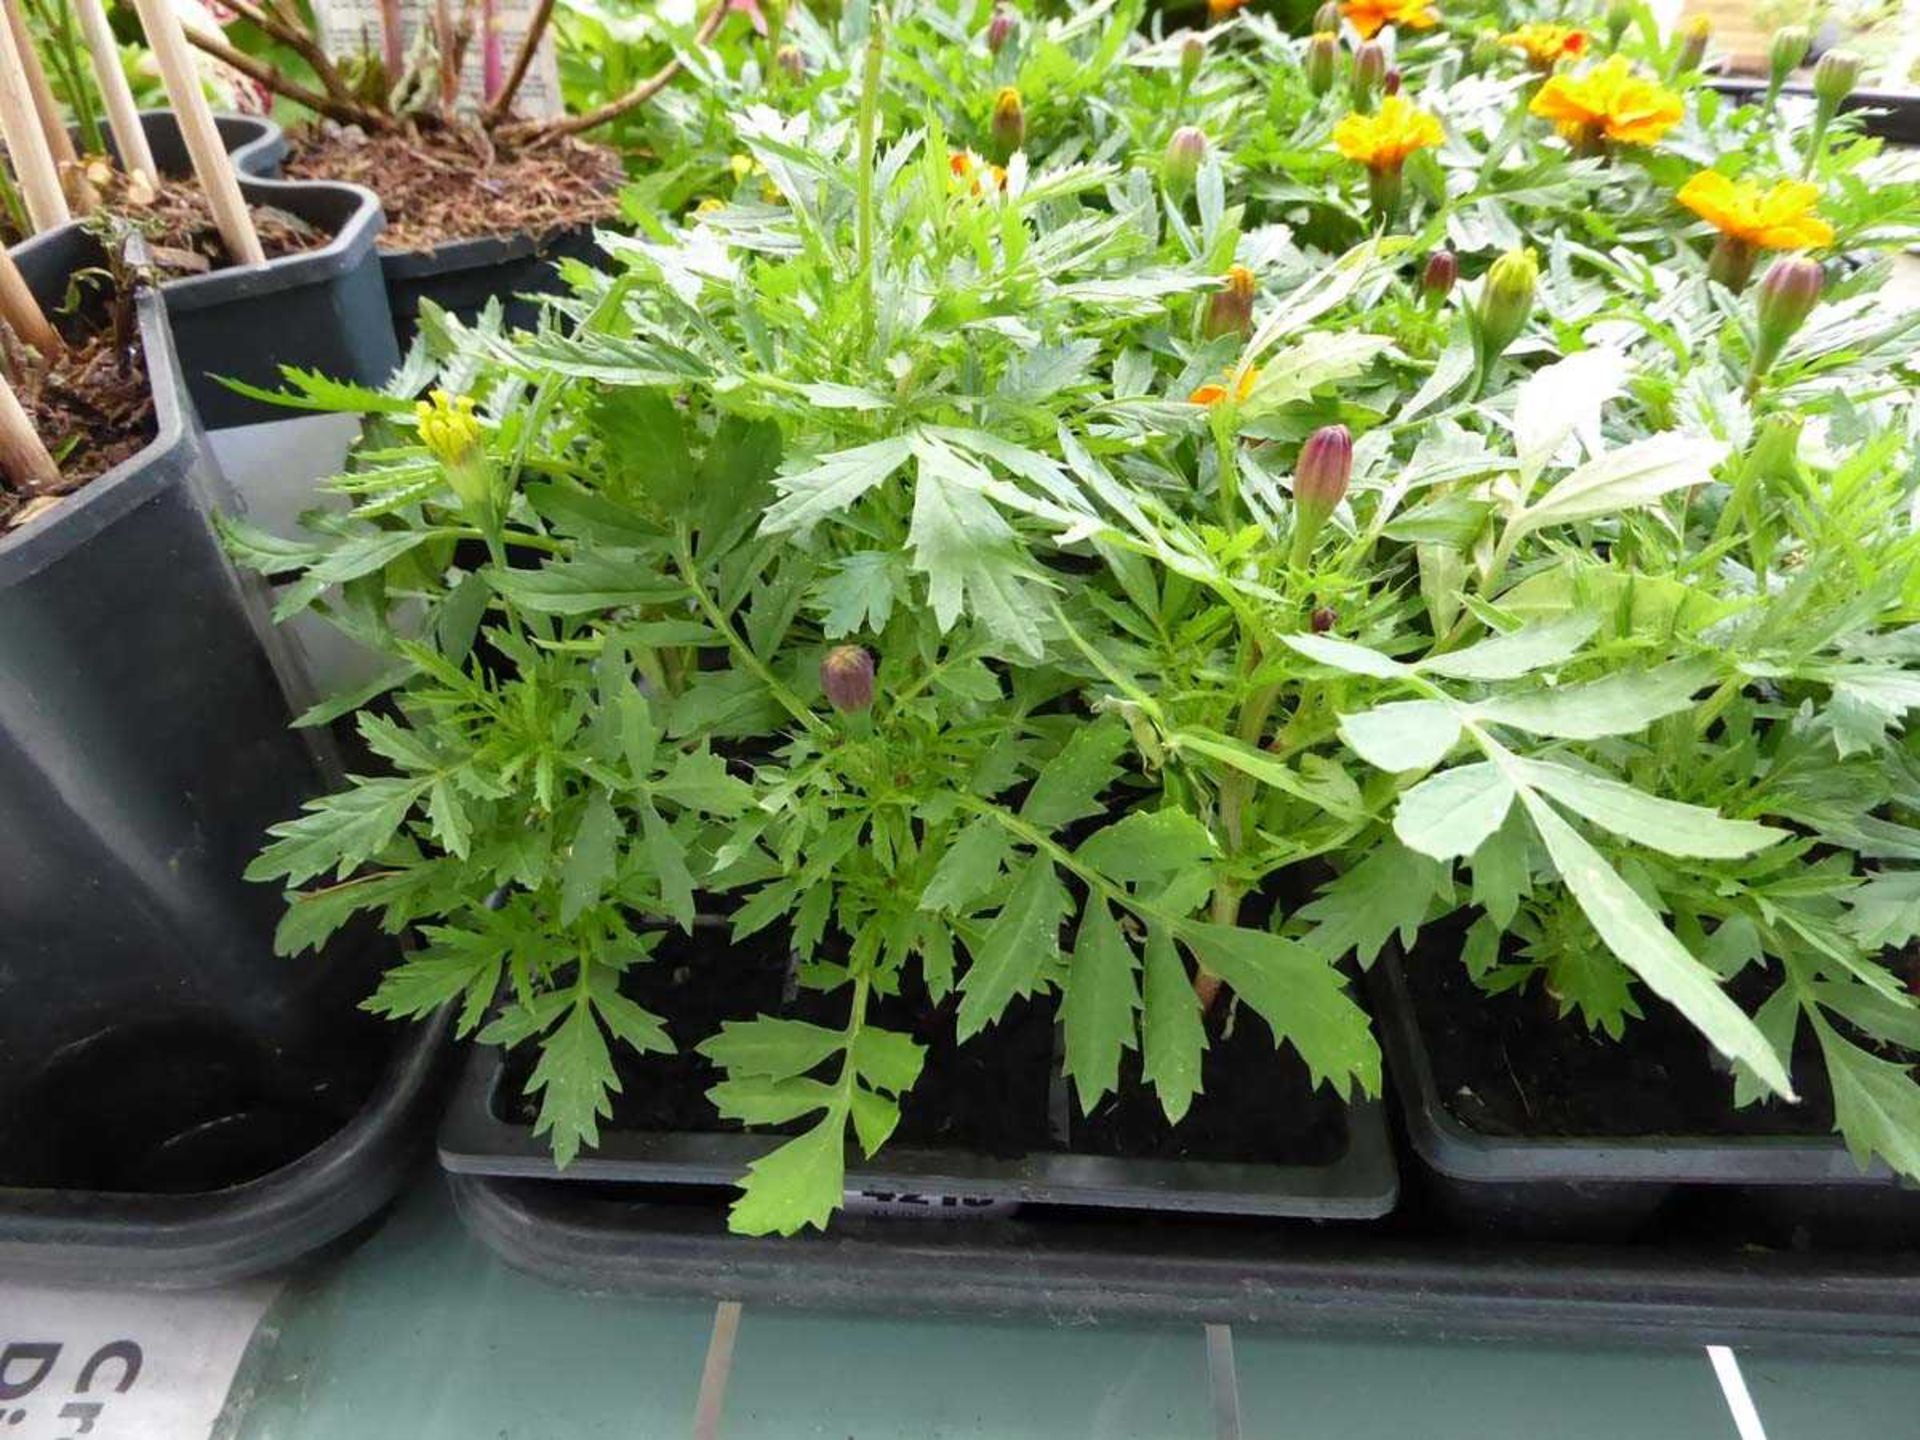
[1709,1346,1772,1440]
[0,1282,275,1440]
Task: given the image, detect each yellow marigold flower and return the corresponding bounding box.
[1676,171,1834,250]
[416,389,480,466]
[1500,22,1588,69]
[1207,0,1252,17]
[694,197,726,216]
[949,151,1008,195]
[1339,0,1438,41]
[1190,366,1260,407]
[1332,95,1445,172]
[1528,55,1684,151]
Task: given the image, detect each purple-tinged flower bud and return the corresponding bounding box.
[989,86,1026,161]
[1312,1,1338,33]
[1180,33,1206,90]
[1421,248,1458,303]
[1707,233,1757,292]
[1350,40,1386,109]
[776,43,806,80]
[987,5,1016,55]
[1749,256,1823,392]
[1165,125,1208,194]
[1289,424,1352,565]
[1383,66,1402,96]
[1201,264,1257,340]
[1305,31,1338,94]
[821,645,876,714]
[1311,605,1338,633]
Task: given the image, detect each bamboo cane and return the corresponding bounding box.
[0,0,69,231]
[71,0,157,183]
[1,0,81,169]
[0,247,61,357]
[127,0,264,265]
[0,369,57,491]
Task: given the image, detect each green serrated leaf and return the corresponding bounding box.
[560,791,620,925]
[698,1017,848,1081]
[1021,717,1128,827]
[1141,924,1203,1124]
[709,1074,838,1125]
[728,1108,849,1235]
[1817,1023,1920,1180]
[850,1027,926,1095]
[919,817,1010,913]
[1394,762,1517,860]
[1062,901,1140,1111]
[956,857,1069,1040]
[1338,699,1462,773]
[526,1001,618,1168]
[1075,808,1216,884]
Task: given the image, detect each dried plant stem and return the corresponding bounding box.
[218,0,358,114]
[0,247,61,357]
[129,0,265,265]
[179,14,390,129]
[0,369,57,491]
[0,2,68,230]
[72,0,158,182]
[503,0,728,144]
[483,0,556,125]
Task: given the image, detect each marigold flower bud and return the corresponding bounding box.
[1313,0,1339,32]
[1305,31,1338,94]
[1181,33,1206,89]
[1383,67,1402,96]
[1768,25,1810,86]
[1469,27,1503,71]
[1604,0,1632,49]
[1202,265,1257,340]
[1165,125,1208,194]
[1749,256,1822,390]
[821,645,876,714]
[1707,233,1757,292]
[1475,246,1538,364]
[1311,606,1338,633]
[987,5,1016,55]
[1421,248,1457,303]
[1351,40,1386,107]
[776,44,806,80]
[1673,14,1710,74]
[1813,47,1861,106]
[990,86,1026,161]
[416,389,498,521]
[1289,424,1352,565]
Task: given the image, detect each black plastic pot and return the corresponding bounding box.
[1709,79,1920,146]
[1369,948,1920,1239]
[75,109,290,180]
[28,112,399,430]
[381,223,604,350]
[0,240,445,1285]
[449,1173,1920,1350]
[438,928,1397,1220]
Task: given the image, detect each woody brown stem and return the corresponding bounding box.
[217,0,360,111]
[484,0,556,124]
[502,0,727,144]
[180,19,392,130]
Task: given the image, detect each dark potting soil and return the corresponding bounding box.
[1403,941,1846,1141]
[1,323,153,529]
[285,126,623,255]
[494,925,1057,1158]
[86,168,326,273]
[1071,1000,1348,1166]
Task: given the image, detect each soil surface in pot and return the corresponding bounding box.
[2,322,153,529]
[1071,1006,1348,1165]
[493,926,1055,1158]
[86,168,327,273]
[284,127,623,254]
[1404,944,1846,1140]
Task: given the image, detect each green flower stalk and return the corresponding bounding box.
[1765,25,1810,108]
[1748,256,1823,394]
[989,86,1025,162]
[1806,48,1861,173]
[1289,424,1352,567]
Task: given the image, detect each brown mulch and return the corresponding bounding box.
[283,126,624,255]
[84,167,325,275]
[2,324,154,530]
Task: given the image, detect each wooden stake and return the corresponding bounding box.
[72,0,158,182]
[0,369,58,492]
[1,0,80,169]
[128,0,264,265]
[0,0,69,231]
[0,248,61,357]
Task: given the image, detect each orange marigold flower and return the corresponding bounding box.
[1207,0,1252,17]
[1528,56,1684,150]
[949,151,1008,194]
[1339,0,1438,40]
[1499,22,1588,69]
[1190,366,1261,407]
[1331,95,1445,171]
[1676,171,1834,250]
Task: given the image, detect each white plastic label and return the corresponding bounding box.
[0,1281,274,1439]
[842,1189,1020,1220]
[311,0,563,117]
